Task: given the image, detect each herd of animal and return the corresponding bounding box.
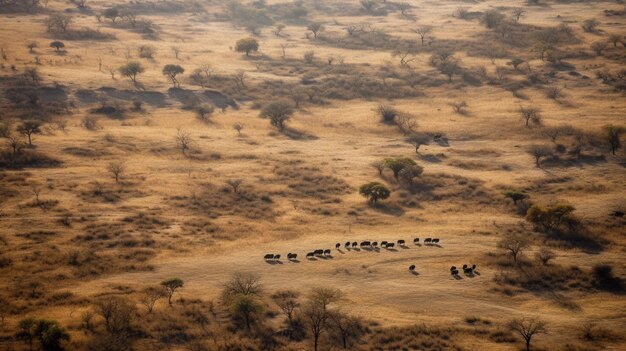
[450,264,478,276]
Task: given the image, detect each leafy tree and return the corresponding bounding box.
[231,295,264,330]
[27,42,38,53]
[103,8,120,23]
[359,182,391,204]
[118,61,144,83]
[161,278,184,306]
[50,41,64,52]
[591,41,606,56]
[504,190,529,205]
[384,157,416,180]
[195,103,214,121]
[608,33,623,47]
[17,120,42,146]
[17,318,70,351]
[307,22,324,38]
[509,317,547,351]
[603,124,624,155]
[482,10,505,29]
[507,58,525,71]
[526,204,577,232]
[235,37,259,56]
[398,164,424,188]
[259,100,294,131]
[162,64,184,87]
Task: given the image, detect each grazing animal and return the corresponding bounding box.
[306,252,314,258]
[398,240,405,246]
[264,254,274,260]
[352,242,358,248]
[432,238,439,244]
[424,238,432,244]
[381,241,388,247]
[345,241,350,249]
[463,264,468,269]
[386,242,395,248]
[409,265,416,271]
[472,264,476,270]
[372,241,378,247]
[451,269,459,276]
[324,249,331,256]
[336,243,340,249]
[450,266,457,271]
[314,249,324,256]
[360,241,371,247]
[288,253,297,260]
[413,238,419,244]
[274,254,281,260]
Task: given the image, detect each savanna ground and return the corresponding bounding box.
[0,0,625,350]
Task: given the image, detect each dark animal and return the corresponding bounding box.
[450,266,457,271]
[360,241,371,247]
[398,240,405,246]
[264,254,274,260]
[351,242,358,248]
[424,238,432,244]
[413,238,419,244]
[613,210,624,217]
[372,241,378,247]
[287,253,297,260]
[306,252,314,258]
[314,249,324,256]
[381,241,388,247]
[432,238,439,244]
[386,243,395,248]
[463,264,468,270]
[451,269,459,276]
[324,249,331,256]
[472,264,476,270]
[336,243,340,249]
[409,265,415,271]
[274,254,281,260]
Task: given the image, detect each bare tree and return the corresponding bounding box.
[31,185,42,205]
[171,46,180,59]
[512,8,525,22]
[329,310,363,349]
[541,125,573,144]
[527,144,552,167]
[303,288,342,351]
[412,26,432,46]
[140,286,166,313]
[509,317,548,351]
[371,161,385,176]
[222,272,262,302]
[271,290,299,325]
[450,101,468,114]
[535,248,556,266]
[498,233,532,264]
[519,106,541,127]
[233,123,244,136]
[226,179,243,193]
[107,161,125,183]
[175,129,193,155]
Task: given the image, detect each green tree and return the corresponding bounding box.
[231,295,264,330]
[235,37,259,56]
[526,204,577,232]
[359,182,391,204]
[17,120,42,146]
[259,100,294,131]
[162,64,184,87]
[384,157,416,180]
[50,41,64,52]
[118,61,144,83]
[17,318,70,351]
[161,278,184,306]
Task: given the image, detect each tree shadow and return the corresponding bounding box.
[289,259,300,263]
[453,274,462,280]
[281,127,318,141]
[410,271,419,276]
[265,260,283,265]
[371,203,405,217]
[420,154,443,163]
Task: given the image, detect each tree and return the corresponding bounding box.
[437,58,461,82]
[302,288,342,351]
[411,26,432,46]
[138,45,155,59]
[507,58,525,72]
[359,182,391,204]
[17,121,42,146]
[603,124,624,155]
[27,42,37,53]
[272,290,299,325]
[175,129,193,155]
[259,100,294,132]
[533,29,560,61]
[535,248,556,266]
[376,104,398,125]
[96,296,135,334]
[195,103,214,121]
[512,8,525,22]
[231,295,263,330]
[360,0,376,12]
[504,190,529,205]
[509,317,547,351]
[162,64,184,87]
[527,144,552,167]
[233,123,244,136]
[526,204,577,232]
[16,318,36,350]
[171,46,180,59]
[161,278,184,306]
[235,38,259,56]
[608,33,623,47]
[498,233,532,264]
[45,14,72,33]
[541,125,573,144]
[450,101,468,114]
[17,318,70,351]
[371,161,385,176]
[384,157,416,180]
[226,179,243,193]
[591,41,606,56]
[482,10,505,29]
[103,8,120,23]
[398,164,424,188]
[49,41,64,52]
[107,161,125,183]
[519,106,541,127]
[140,286,166,313]
[328,311,363,349]
[118,61,144,83]
[307,22,324,39]
[123,10,137,27]
[222,272,262,302]
[581,19,600,33]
